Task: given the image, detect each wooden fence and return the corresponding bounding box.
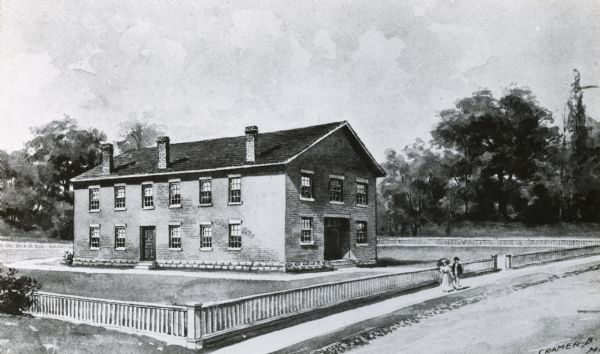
[378,237,600,248]
[29,292,188,345]
[506,246,600,269]
[28,257,498,349]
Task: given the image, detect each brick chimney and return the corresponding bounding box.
[157,136,170,169]
[245,126,258,163]
[100,143,113,175]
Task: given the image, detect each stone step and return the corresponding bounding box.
[329,259,356,269]
[134,261,157,270]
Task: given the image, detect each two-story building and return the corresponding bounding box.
[70,121,385,272]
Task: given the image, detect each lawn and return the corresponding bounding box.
[0,313,194,354]
[13,268,380,305]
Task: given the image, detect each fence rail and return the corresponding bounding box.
[29,292,188,340]
[378,237,600,248]
[28,257,498,349]
[506,246,600,269]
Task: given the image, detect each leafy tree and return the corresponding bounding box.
[116,114,165,152]
[0,268,41,315]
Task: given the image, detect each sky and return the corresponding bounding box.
[1,0,600,160]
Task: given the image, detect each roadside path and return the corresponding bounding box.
[205,255,600,354]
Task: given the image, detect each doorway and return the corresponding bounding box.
[324,217,350,260]
[140,226,156,261]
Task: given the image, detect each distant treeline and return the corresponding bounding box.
[377,84,600,236]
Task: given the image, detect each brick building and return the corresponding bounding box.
[70,121,385,272]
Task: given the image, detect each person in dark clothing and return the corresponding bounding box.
[451,257,463,290]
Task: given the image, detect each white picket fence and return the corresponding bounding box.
[28,257,498,349]
[506,245,600,269]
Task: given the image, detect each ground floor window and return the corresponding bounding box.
[89,225,100,249]
[169,225,182,249]
[301,217,313,244]
[200,223,212,249]
[228,223,242,249]
[114,226,126,249]
[356,221,368,244]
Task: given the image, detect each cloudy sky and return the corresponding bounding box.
[1,0,599,160]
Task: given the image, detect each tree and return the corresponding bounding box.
[116,114,165,152]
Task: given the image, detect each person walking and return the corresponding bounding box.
[439,259,453,292]
[451,257,463,290]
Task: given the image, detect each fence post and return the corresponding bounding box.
[185,303,204,350]
[491,255,498,270]
[505,255,512,269]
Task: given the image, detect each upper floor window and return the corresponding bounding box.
[114,186,126,209]
[142,183,154,208]
[169,181,181,207]
[229,176,241,204]
[356,221,368,244]
[356,182,368,206]
[329,177,344,203]
[199,179,212,205]
[169,225,181,249]
[89,188,100,211]
[114,225,126,249]
[228,222,242,249]
[300,172,314,199]
[89,225,100,249]
[300,217,313,244]
[200,223,212,249]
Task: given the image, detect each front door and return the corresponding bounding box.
[140,226,156,261]
[324,218,350,260]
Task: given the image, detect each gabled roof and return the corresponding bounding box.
[71,121,385,182]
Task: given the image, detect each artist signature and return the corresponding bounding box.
[537,337,597,354]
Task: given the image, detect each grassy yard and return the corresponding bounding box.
[0,313,193,354]
[13,268,379,305]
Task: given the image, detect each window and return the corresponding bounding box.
[329,178,344,202]
[89,188,100,211]
[115,226,126,249]
[228,223,242,249]
[89,225,100,249]
[229,177,241,204]
[199,179,212,205]
[300,173,313,199]
[356,182,368,205]
[142,183,154,208]
[169,182,181,207]
[356,221,368,244]
[114,186,126,209]
[300,217,313,244]
[200,223,212,249]
[169,225,181,249]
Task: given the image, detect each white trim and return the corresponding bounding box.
[168,222,182,226]
[355,243,369,247]
[200,247,213,251]
[114,223,127,227]
[114,183,126,187]
[300,241,316,246]
[88,185,101,189]
[299,197,315,202]
[90,224,100,228]
[169,204,182,209]
[199,221,212,225]
[115,247,127,251]
[227,247,242,251]
[168,178,181,183]
[355,203,368,208]
[89,209,101,213]
[198,176,212,180]
[229,219,242,224]
[141,181,153,185]
[198,203,213,207]
[169,248,182,251]
[89,247,100,250]
[228,174,242,178]
[227,201,243,206]
[323,213,351,219]
[114,207,127,211]
[329,201,345,205]
[142,206,155,210]
[356,177,369,184]
[300,169,314,174]
[329,174,345,180]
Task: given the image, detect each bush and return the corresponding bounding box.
[0,268,41,315]
[63,251,74,265]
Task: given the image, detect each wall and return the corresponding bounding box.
[73,171,286,270]
[284,127,378,267]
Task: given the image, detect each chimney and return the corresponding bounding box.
[245,126,258,163]
[157,136,170,169]
[100,143,113,175]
